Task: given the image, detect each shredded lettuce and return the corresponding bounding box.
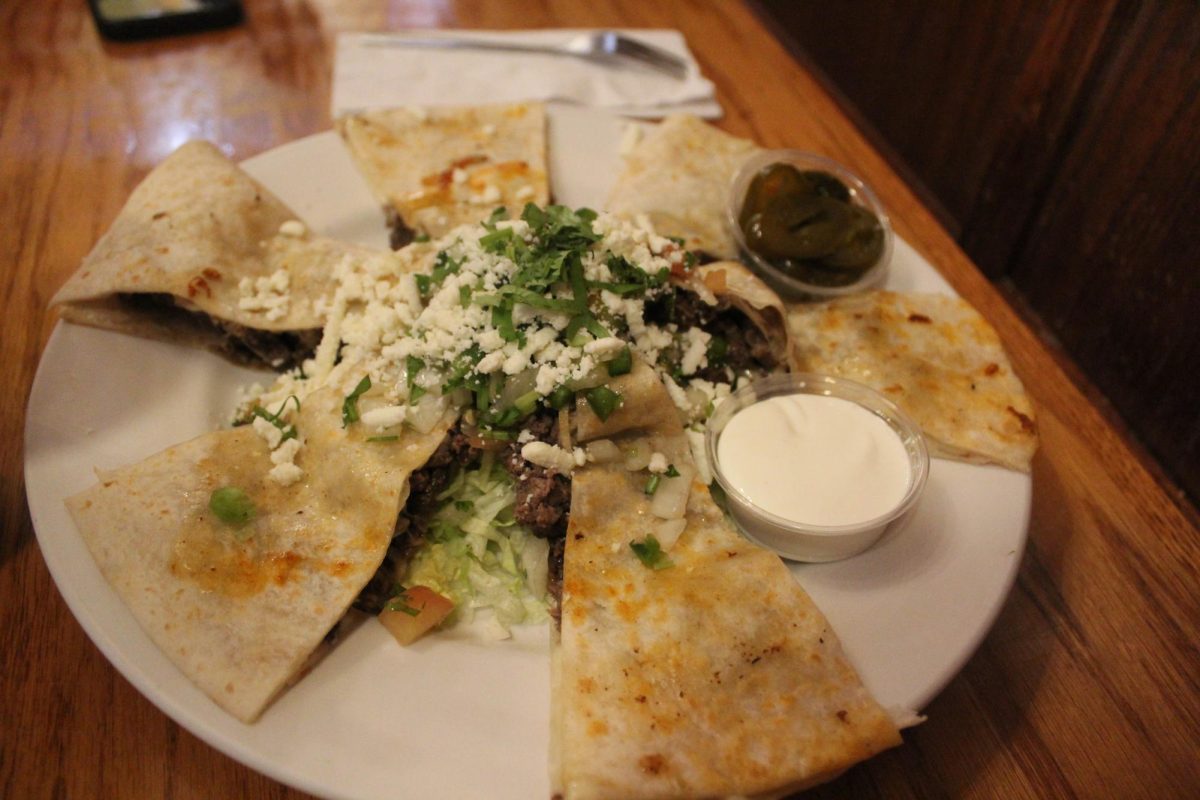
[403,452,550,632]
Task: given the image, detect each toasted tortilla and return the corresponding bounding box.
[552,363,903,799]
[336,103,549,244]
[65,388,453,722]
[786,290,1038,472]
[606,114,761,260]
[52,140,366,368]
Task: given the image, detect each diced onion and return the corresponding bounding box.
[649,465,694,520]
[564,363,608,391]
[409,394,445,434]
[655,518,687,550]
[497,368,538,410]
[623,440,652,471]
[685,385,709,415]
[585,439,622,464]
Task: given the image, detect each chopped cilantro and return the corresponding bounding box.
[406,356,427,402]
[248,395,300,441]
[342,375,371,427]
[386,584,422,616]
[492,301,526,346]
[585,386,622,421]
[665,464,681,478]
[603,253,668,293]
[630,534,673,570]
[606,346,633,377]
[479,225,528,261]
[547,385,574,410]
[417,251,464,299]
[706,335,729,366]
[513,390,540,415]
[482,405,522,429]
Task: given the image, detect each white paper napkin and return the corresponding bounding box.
[331,29,721,119]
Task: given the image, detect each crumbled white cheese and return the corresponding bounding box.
[268,462,303,486]
[663,376,692,415]
[648,452,669,474]
[240,209,730,486]
[583,337,626,359]
[267,437,304,486]
[521,441,577,475]
[361,404,407,431]
[238,269,291,321]
[475,350,506,374]
[679,326,712,377]
[251,415,284,449]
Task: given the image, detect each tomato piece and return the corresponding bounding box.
[377,585,455,645]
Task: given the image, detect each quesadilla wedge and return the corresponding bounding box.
[336,103,550,248]
[606,114,762,260]
[52,140,369,370]
[786,290,1038,471]
[65,387,454,722]
[552,363,904,799]
[682,260,792,371]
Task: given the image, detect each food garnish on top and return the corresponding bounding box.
[51,104,1038,798]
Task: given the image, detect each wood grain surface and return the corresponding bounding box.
[753,0,1200,509]
[2,1,1197,799]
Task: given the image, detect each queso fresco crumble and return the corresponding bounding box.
[235,205,761,485]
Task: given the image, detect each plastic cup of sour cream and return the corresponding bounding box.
[706,373,929,562]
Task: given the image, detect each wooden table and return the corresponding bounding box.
[2,2,1197,798]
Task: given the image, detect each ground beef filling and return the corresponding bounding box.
[117,292,320,371]
[646,290,778,382]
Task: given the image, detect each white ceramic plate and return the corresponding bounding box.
[25,106,1030,800]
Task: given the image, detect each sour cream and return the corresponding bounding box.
[716,393,911,527]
